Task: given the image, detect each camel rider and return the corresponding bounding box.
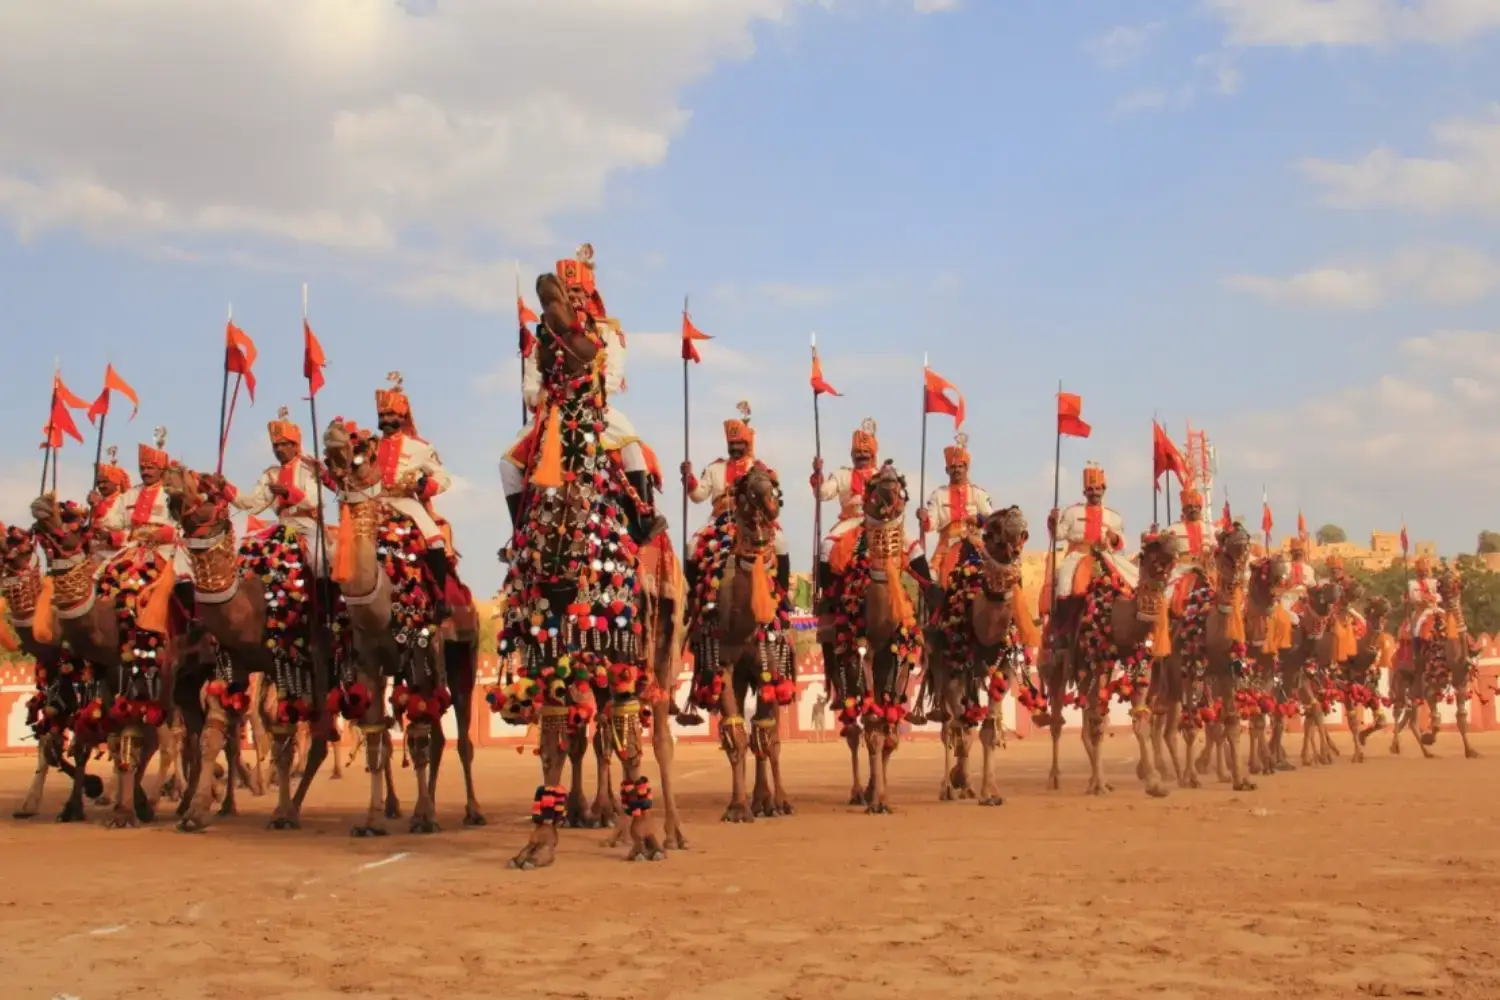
[1046,463,1137,635]
[681,401,789,590]
[1403,555,1443,655]
[916,432,993,589]
[228,407,328,578]
[811,417,880,594]
[1279,536,1319,620]
[1164,484,1216,614]
[373,373,464,611]
[98,427,195,613]
[86,445,132,563]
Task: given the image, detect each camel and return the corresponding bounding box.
[30,494,179,827]
[685,462,796,822]
[3,525,106,820]
[1239,553,1290,776]
[321,420,483,836]
[161,465,330,831]
[1394,566,1481,759]
[922,506,1035,806]
[824,461,923,815]
[1287,580,1347,767]
[1335,593,1392,763]
[1041,531,1179,797]
[493,267,670,868]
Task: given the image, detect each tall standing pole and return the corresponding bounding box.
[810,333,824,611]
[39,359,60,495]
[91,409,109,493]
[1046,380,1063,627]
[517,261,528,428]
[304,283,328,674]
[916,354,929,621]
[217,304,233,475]
[681,294,691,570]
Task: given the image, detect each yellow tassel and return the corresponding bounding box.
[1011,585,1041,648]
[1263,605,1293,653]
[1331,617,1357,664]
[884,555,914,624]
[332,506,355,585]
[1224,597,1246,644]
[31,578,56,644]
[0,599,18,653]
[531,404,563,490]
[1376,633,1395,670]
[1150,601,1172,657]
[136,560,176,635]
[749,554,777,626]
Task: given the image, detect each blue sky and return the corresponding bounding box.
[3,0,1500,597]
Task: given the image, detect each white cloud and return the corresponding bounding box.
[1208,0,1500,48]
[1300,106,1500,216]
[912,0,960,11]
[1085,23,1161,69]
[1113,88,1171,114]
[1226,266,1385,309]
[0,0,904,280]
[1227,245,1500,309]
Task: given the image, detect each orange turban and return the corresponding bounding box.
[851,418,878,456]
[1082,463,1106,491]
[268,406,302,448]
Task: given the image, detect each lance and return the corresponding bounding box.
[681,293,690,569]
[39,358,60,495]
[304,283,328,673]
[1043,380,1064,636]
[810,332,825,610]
[216,304,245,476]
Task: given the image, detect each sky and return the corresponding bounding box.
[2,0,1500,599]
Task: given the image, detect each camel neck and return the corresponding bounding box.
[1,563,42,622]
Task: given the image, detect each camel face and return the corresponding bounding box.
[981,506,1027,565]
[862,462,908,523]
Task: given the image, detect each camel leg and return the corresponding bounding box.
[1133,701,1168,799]
[938,719,956,802]
[132,725,160,823]
[178,695,230,833]
[978,714,1004,806]
[244,675,270,794]
[750,715,778,818]
[104,726,145,829]
[649,689,688,849]
[381,731,403,818]
[1216,679,1254,792]
[564,722,591,827]
[1455,678,1481,759]
[220,713,246,817]
[450,689,486,827]
[12,736,53,819]
[286,717,331,824]
[845,719,864,805]
[405,723,438,834]
[349,721,391,837]
[719,712,752,823]
[57,738,95,823]
[1047,699,1065,792]
[864,719,892,814]
[329,719,345,779]
[613,700,666,863]
[267,724,299,829]
[589,720,620,830]
[1345,703,1365,764]
[1083,696,1110,796]
[510,715,566,870]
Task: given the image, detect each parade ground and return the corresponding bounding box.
[2,733,1498,1000]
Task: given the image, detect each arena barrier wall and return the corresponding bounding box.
[5,640,1499,754]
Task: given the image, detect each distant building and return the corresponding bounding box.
[1273,530,1437,572]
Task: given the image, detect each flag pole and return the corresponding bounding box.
[40,359,60,495]
[916,355,930,620]
[217,304,233,475]
[681,295,691,569]
[810,332,824,611]
[305,282,328,674]
[1151,413,1159,528]
[1046,380,1063,627]
[516,261,527,427]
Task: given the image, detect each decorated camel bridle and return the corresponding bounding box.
[163,468,242,605]
[976,508,1027,601]
[861,463,909,590]
[322,420,385,604]
[0,527,45,629]
[32,499,102,620]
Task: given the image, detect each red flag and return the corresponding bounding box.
[246,514,271,534]
[518,297,539,358]
[810,348,840,396]
[53,374,91,411]
[87,363,140,424]
[1057,392,1091,438]
[225,320,258,401]
[303,320,327,397]
[681,311,710,363]
[42,395,84,447]
[1219,501,1232,534]
[1152,421,1187,483]
[1400,523,1409,556]
[923,367,965,427]
[1261,489,1273,536]
[1297,510,1307,538]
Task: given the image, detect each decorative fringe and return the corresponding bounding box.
[1331,617,1357,664]
[531,405,563,489]
[332,505,355,584]
[1224,598,1246,645]
[1376,633,1395,670]
[1262,604,1293,653]
[1011,585,1041,648]
[31,578,56,644]
[0,602,17,652]
[749,553,777,625]
[136,561,176,634]
[881,554,914,624]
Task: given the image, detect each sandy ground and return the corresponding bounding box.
[2,729,1499,1000]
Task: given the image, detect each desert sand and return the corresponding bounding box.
[2,730,1498,999]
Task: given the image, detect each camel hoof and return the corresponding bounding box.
[776,801,795,816]
[55,802,86,823]
[628,845,668,862]
[960,787,977,800]
[409,817,440,835]
[864,802,893,815]
[721,805,754,824]
[329,771,343,781]
[1136,760,1150,780]
[1274,760,1296,772]
[1467,749,1482,759]
[1145,785,1169,799]
[215,803,236,819]
[175,817,206,834]
[938,786,955,802]
[267,816,301,831]
[1233,780,1258,792]
[462,810,488,827]
[175,797,192,818]
[83,775,105,799]
[12,809,37,819]
[847,794,865,807]
[384,802,403,820]
[350,825,388,838]
[93,794,113,807]
[1419,732,1437,746]
[978,796,1005,807]
[565,811,599,830]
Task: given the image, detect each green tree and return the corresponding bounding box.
[1345,556,1500,637]
[1316,523,1347,545]
[1477,531,1500,554]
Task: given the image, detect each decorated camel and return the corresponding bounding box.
[1392,565,1481,759]
[161,465,335,831]
[1040,531,1179,797]
[29,494,180,827]
[320,419,483,835]
[3,524,106,820]
[489,265,672,867]
[922,506,1037,806]
[1288,580,1348,767]
[685,461,796,822]
[1334,593,1393,763]
[1240,553,1291,776]
[823,461,924,814]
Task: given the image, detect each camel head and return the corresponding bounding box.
[1307,579,1341,618]
[322,418,380,491]
[977,505,1027,597]
[0,524,39,577]
[1436,563,1463,604]
[535,271,602,379]
[29,494,89,560]
[161,465,231,539]
[1218,520,1252,564]
[1249,554,1287,604]
[1138,529,1181,586]
[732,462,782,550]
[862,460,908,524]
[1364,594,1391,631]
